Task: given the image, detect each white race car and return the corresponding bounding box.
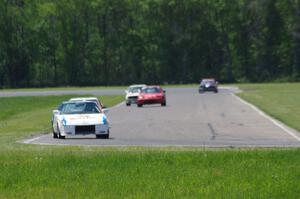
[52,101,109,139]
[125,84,146,106]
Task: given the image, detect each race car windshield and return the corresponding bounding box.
[128,87,142,93]
[60,102,101,114]
[143,87,161,94]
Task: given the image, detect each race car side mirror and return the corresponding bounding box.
[103,108,109,114]
[163,90,166,93]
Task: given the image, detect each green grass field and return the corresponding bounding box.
[0,84,300,198]
[1,149,300,198]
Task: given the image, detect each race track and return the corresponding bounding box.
[21,87,300,147]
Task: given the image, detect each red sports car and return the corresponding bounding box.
[137,86,166,107]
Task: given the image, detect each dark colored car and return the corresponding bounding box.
[137,86,166,107]
[199,78,218,93]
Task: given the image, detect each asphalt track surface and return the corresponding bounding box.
[20,87,300,148]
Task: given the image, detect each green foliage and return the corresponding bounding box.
[1,0,300,87]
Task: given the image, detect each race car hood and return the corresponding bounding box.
[57,114,108,126]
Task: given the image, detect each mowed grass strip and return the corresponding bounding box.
[0,95,123,121]
[0,84,199,92]
[0,84,204,94]
[237,83,300,132]
[1,149,300,198]
[0,86,127,92]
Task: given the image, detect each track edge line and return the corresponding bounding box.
[231,93,300,142]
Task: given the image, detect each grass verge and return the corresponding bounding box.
[0,84,200,92]
[0,86,127,92]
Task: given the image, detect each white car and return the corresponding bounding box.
[52,101,109,139]
[125,84,146,106]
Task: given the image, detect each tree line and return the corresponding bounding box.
[0,0,300,88]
